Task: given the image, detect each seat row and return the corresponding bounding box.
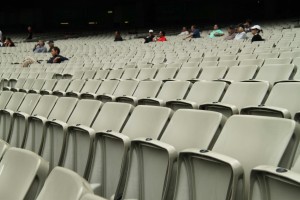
[0,95,299,200]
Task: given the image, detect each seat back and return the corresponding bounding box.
[156,81,191,101]
[0,91,13,109]
[198,66,227,80]
[224,65,258,81]
[96,79,119,95]
[255,64,295,84]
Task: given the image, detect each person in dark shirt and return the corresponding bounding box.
[114,31,123,41]
[47,40,55,52]
[144,30,155,43]
[183,25,200,40]
[250,25,264,42]
[26,26,33,40]
[4,37,15,47]
[47,47,68,63]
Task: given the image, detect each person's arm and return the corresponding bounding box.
[214,30,224,36]
[183,33,193,40]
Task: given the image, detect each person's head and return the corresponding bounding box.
[182,27,187,32]
[48,40,54,48]
[149,29,154,36]
[27,26,32,31]
[237,24,245,33]
[227,25,235,35]
[244,19,252,27]
[51,46,60,57]
[5,37,12,43]
[38,40,45,46]
[115,31,121,36]
[159,31,166,37]
[191,25,197,31]
[213,24,219,30]
[251,25,262,35]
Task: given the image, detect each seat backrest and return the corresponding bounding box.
[4,92,26,111]
[0,91,13,110]
[136,68,157,80]
[239,59,264,66]
[264,58,292,65]
[0,148,49,200]
[47,97,78,121]
[213,115,300,196]
[156,81,191,101]
[131,80,162,99]
[30,79,46,90]
[257,52,280,59]
[82,70,96,79]
[198,66,228,80]
[13,78,27,88]
[20,78,35,89]
[112,80,139,96]
[96,79,119,95]
[53,79,72,91]
[94,70,109,80]
[17,93,41,114]
[31,95,58,117]
[175,67,201,80]
[66,79,85,93]
[224,65,258,81]
[255,64,295,83]
[41,79,57,91]
[80,194,107,200]
[36,167,92,200]
[80,79,102,94]
[154,67,177,80]
[160,109,225,151]
[121,68,140,79]
[218,60,240,68]
[106,69,124,79]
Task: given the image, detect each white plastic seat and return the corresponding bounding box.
[239,59,264,67]
[20,79,45,93]
[94,70,109,80]
[173,115,300,200]
[82,70,96,79]
[120,68,140,80]
[138,81,191,106]
[257,52,280,59]
[68,79,102,98]
[40,79,71,95]
[11,78,35,92]
[53,79,85,97]
[24,97,77,154]
[0,147,49,200]
[166,67,201,81]
[3,78,26,91]
[200,81,270,118]
[36,167,92,200]
[31,79,56,94]
[222,65,258,82]
[181,62,200,68]
[166,81,228,110]
[218,60,240,68]
[88,79,120,100]
[264,58,292,65]
[106,69,124,80]
[135,68,157,80]
[199,61,219,67]
[153,67,178,81]
[81,194,107,200]
[196,66,228,81]
[238,54,258,60]
[0,91,13,109]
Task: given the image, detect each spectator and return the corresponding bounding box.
[47,40,55,52]
[114,31,123,41]
[224,25,237,40]
[209,24,224,38]
[33,40,47,53]
[4,37,15,47]
[183,25,200,40]
[144,29,155,43]
[0,29,2,42]
[155,31,167,42]
[234,25,247,40]
[250,25,264,42]
[178,27,189,36]
[26,26,33,40]
[244,19,252,33]
[47,47,68,63]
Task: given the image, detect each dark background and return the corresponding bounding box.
[0,0,298,33]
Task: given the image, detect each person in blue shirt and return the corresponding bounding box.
[183,25,200,40]
[33,40,47,53]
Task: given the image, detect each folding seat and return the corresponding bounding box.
[87,105,172,198]
[200,81,270,118]
[152,64,167,69]
[188,57,203,63]
[4,72,19,87]
[37,71,55,79]
[181,62,200,68]
[66,79,102,98]
[199,61,219,67]
[0,91,13,110]
[166,67,201,81]
[218,60,240,68]
[97,80,139,102]
[120,109,225,200]
[42,99,102,170]
[113,62,126,69]
[194,66,227,81]
[0,72,13,88]
[280,51,300,58]
[81,194,107,200]
[40,79,71,95]
[29,79,56,94]
[19,79,45,93]
[238,54,258,60]
[239,59,264,66]
[80,79,119,100]
[257,52,280,59]
[3,78,26,91]
[0,148,49,200]
[35,167,92,200]
[202,56,219,62]
[173,115,300,200]
[222,65,258,82]
[138,81,191,106]
[254,64,296,84]
[53,79,85,97]
[11,78,35,92]
[134,68,157,80]
[152,67,178,81]
[0,139,9,158]
[106,69,124,80]
[152,57,166,64]
[0,92,26,141]
[166,81,228,110]
[24,97,77,154]
[116,80,162,105]
[94,69,109,80]
[120,68,140,80]
[219,55,238,61]
[82,70,96,80]
[166,63,182,68]
[62,102,133,180]
[264,58,292,65]
[27,72,39,79]
[137,63,153,68]
[63,70,85,79]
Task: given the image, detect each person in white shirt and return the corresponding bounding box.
[234,25,247,40]
[178,27,189,36]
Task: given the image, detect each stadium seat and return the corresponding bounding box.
[31,79,57,94]
[53,79,85,97]
[40,79,71,95]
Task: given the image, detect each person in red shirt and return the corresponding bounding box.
[155,31,167,42]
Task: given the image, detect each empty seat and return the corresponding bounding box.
[257,52,280,59]
[94,70,109,80]
[196,66,228,81]
[218,60,240,68]
[223,65,258,82]
[116,80,162,105]
[106,69,124,80]
[167,67,201,81]
[31,79,57,94]
[11,78,35,92]
[241,81,300,119]
[166,81,228,110]
[24,97,78,154]
[239,59,264,66]
[82,70,96,79]
[20,79,45,93]
[181,62,200,68]
[199,61,219,67]
[238,54,258,60]
[153,68,178,81]
[138,81,191,106]
[68,79,102,98]
[200,81,270,118]
[0,91,13,109]
[40,79,71,95]
[36,167,92,200]
[84,79,120,100]
[121,109,225,200]
[53,79,85,97]
[3,78,26,91]
[173,115,300,200]
[135,68,157,80]
[0,148,49,200]
[264,58,292,65]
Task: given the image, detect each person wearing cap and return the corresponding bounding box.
[251,25,264,42]
[183,25,200,40]
[33,40,47,53]
[47,40,55,52]
[144,30,155,43]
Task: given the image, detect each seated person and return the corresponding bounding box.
[47,40,55,52]
[178,27,189,36]
[114,31,123,41]
[251,25,264,42]
[154,31,167,42]
[33,40,47,53]
[183,25,200,40]
[209,24,224,38]
[47,47,68,63]
[224,25,236,40]
[244,19,252,33]
[144,30,155,43]
[4,37,15,47]
[234,25,247,40]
